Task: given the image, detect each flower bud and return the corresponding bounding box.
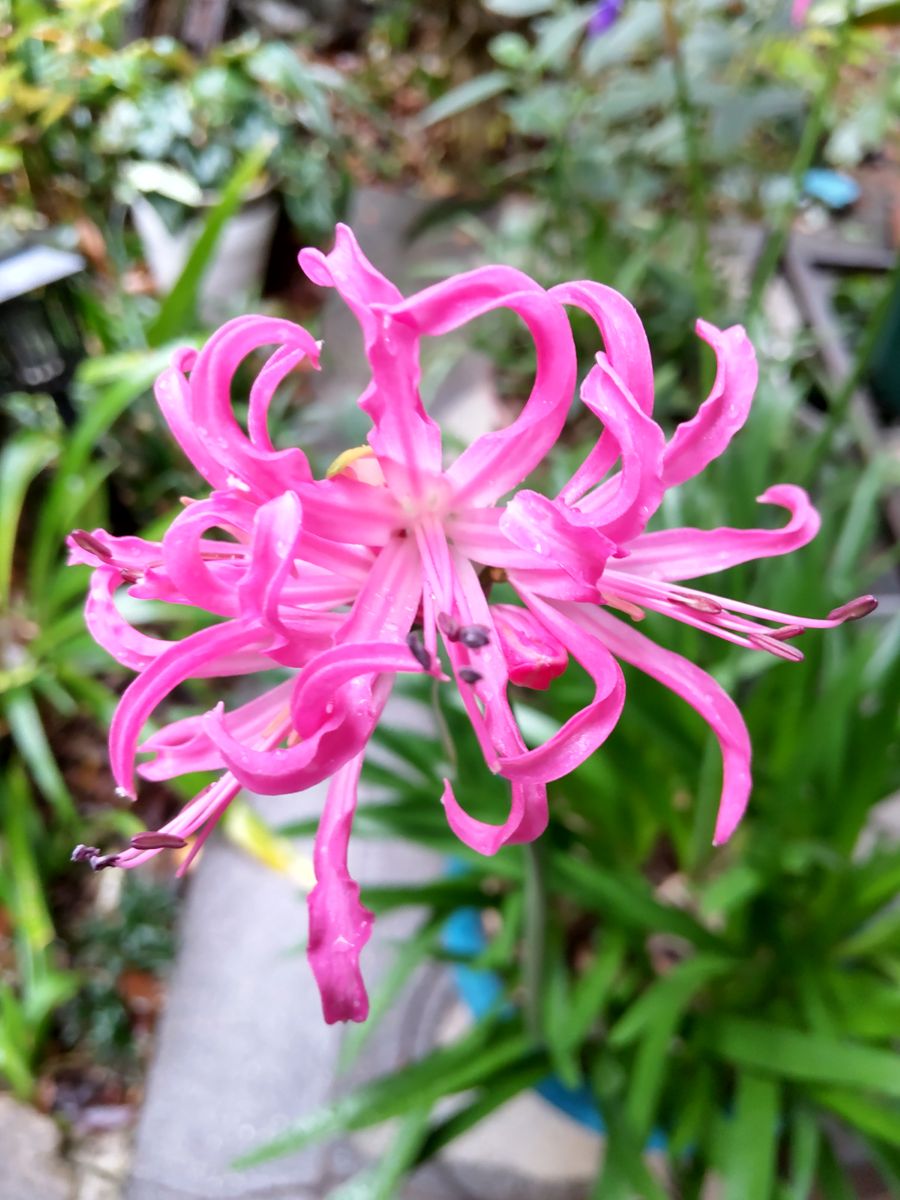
[491,604,568,690]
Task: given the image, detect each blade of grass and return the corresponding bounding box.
[147,140,274,346]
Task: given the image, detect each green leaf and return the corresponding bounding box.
[814,1088,900,1149]
[235,1016,532,1167]
[30,349,174,608]
[609,955,732,1049]
[417,1052,550,1165]
[327,1108,431,1200]
[549,854,721,951]
[0,432,57,607]
[147,139,274,346]
[707,1018,900,1099]
[417,72,512,128]
[723,1073,780,1200]
[3,688,76,823]
[123,160,205,205]
[786,1107,820,1200]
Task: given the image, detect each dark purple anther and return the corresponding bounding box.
[406,630,433,671]
[71,844,101,863]
[89,854,120,871]
[130,832,188,850]
[458,624,491,649]
[459,667,482,685]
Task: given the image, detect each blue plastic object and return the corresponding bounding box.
[443,905,667,1148]
[802,169,861,210]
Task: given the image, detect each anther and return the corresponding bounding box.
[459,667,482,684]
[71,844,101,863]
[130,832,188,851]
[458,624,491,649]
[120,568,143,585]
[769,624,805,641]
[437,612,460,641]
[673,595,722,615]
[828,595,878,623]
[72,530,112,560]
[406,630,433,671]
[88,854,120,871]
[748,633,804,663]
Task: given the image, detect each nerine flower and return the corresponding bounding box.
[70,225,874,1022]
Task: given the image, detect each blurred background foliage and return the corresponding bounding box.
[1,0,899,1194]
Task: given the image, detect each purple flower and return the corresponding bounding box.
[588,0,625,37]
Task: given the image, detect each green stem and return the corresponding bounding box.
[665,4,713,323]
[522,840,546,1041]
[746,11,855,318]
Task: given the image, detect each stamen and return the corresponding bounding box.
[748,633,804,662]
[129,832,188,851]
[601,593,646,621]
[88,854,120,871]
[406,630,433,672]
[828,595,878,623]
[458,624,491,649]
[179,496,196,506]
[459,668,482,685]
[673,595,723,615]
[120,568,143,585]
[437,612,460,641]
[71,844,101,863]
[769,624,805,641]
[72,530,112,560]
[71,844,120,870]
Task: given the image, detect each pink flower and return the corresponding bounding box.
[791,0,813,25]
[69,225,874,1023]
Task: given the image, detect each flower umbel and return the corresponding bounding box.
[70,225,875,1022]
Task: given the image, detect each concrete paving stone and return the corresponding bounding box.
[0,1093,74,1200]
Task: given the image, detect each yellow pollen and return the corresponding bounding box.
[326,445,375,478]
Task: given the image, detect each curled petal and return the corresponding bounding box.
[239,492,303,637]
[570,355,666,541]
[662,321,758,489]
[575,606,752,845]
[203,700,367,796]
[300,224,443,486]
[290,642,431,737]
[110,620,270,797]
[162,494,255,614]
[622,485,821,582]
[550,280,654,414]
[85,568,270,676]
[390,274,576,505]
[178,316,320,496]
[248,345,306,450]
[138,679,293,780]
[440,776,545,857]
[500,490,614,590]
[307,754,373,1023]
[496,592,625,783]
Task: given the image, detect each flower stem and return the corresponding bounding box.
[522,840,546,1041]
